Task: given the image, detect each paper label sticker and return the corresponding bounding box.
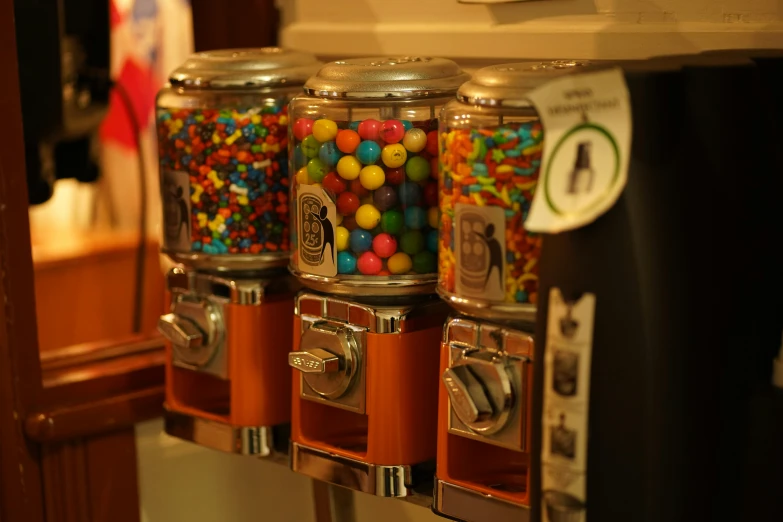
[525,68,632,233]
[161,170,192,252]
[541,288,596,522]
[297,184,337,277]
[454,203,506,302]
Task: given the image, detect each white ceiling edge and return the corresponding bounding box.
[281,21,783,61]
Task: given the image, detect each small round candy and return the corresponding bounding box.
[337,251,357,274]
[349,229,373,253]
[381,144,407,168]
[424,182,438,207]
[293,144,307,169]
[349,121,361,132]
[398,182,422,206]
[336,129,361,153]
[372,233,397,258]
[355,204,381,230]
[357,119,381,141]
[359,165,385,191]
[319,141,341,167]
[336,155,361,180]
[400,230,424,255]
[426,130,439,156]
[427,207,439,228]
[430,156,439,179]
[427,229,438,253]
[385,167,405,185]
[401,120,413,132]
[335,226,350,251]
[357,251,382,275]
[312,119,338,142]
[373,186,397,211]
[387,252,413,274]
[337,192,360,216]
[405,207,426,229]
[402,128,427,153]
[342,215,358,231]
[322,172,347,194]
[350,179,370,198]
[356,141,381,165]
[413,250,436,273]
[336,213,344,225]
[295,167,311,185]
[405,156,430,182]
[307,158,328,183]
[379,120,405,144]
[301,135,320,158]
[294,118,314,141]
[381,210,403,235]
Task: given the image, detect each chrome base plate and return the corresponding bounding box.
[163,409,289,462]
[290,441,434,503]
[433,478,530,522]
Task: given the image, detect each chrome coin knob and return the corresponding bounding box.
[158,298,222,368]
[443,354,514,435]
[158,313,203,350]
[290,323,358,400]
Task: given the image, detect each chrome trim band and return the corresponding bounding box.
[163,409,288,462]
[166,267,299,305]
[164,249,289,272]
[294,292,447,334]
[290,442,433,502]
[433,479,530,522]
[291,267,436,297]
[438,288,537,323]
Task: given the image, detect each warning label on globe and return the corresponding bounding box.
[297,184,337,277]
[454,203,506,302]
[161,169,192,252]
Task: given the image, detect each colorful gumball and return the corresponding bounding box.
[424,182,438,207]
[322,172,347,194]
[405,207,426,229]
[312,119,338,142]
[405,156,430,182]
[337,191,360,216]
[385,167,405,185]
[357,119,381,141]
[335,226,350,251]
[402,128,427,153]
[301,135,320,158]
[356,140,381,165]
[398,182,421,206]
[336,129,361,153]
[337,251,357,274]
[355,204,381,230]
[319,141,341,167]
[426,130,439,156]
[372,233,397,258]
[387,252,412,274]
[336,155,361,180]
[293,118,314,141]
[373,186,397,211]
[381,144,407,168]
[379,120,405,144]
[349,229,373,253]
[307,158,328,183]
[357,251,382,275]
[359,165,385,191]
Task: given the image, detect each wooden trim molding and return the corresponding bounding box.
[26,335,166,443]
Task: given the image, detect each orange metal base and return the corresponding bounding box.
[165,297,294,428]
[290,315,442,467]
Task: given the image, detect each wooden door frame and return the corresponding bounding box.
[0,0,47,518]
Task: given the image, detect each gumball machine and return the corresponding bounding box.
[155,48,321,456]
[433,61,590,521]
[286,57,469,496]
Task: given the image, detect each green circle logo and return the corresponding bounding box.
[543,122,621,217]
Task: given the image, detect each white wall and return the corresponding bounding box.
[279,0,783,60]
[136,419,443,522]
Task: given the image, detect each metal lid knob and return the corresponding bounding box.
[443,356,515,435]
[290,324,358,400]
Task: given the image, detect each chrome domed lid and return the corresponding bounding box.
[169,47,322,89]
[457,60,594,108]
[304,56,470,99]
